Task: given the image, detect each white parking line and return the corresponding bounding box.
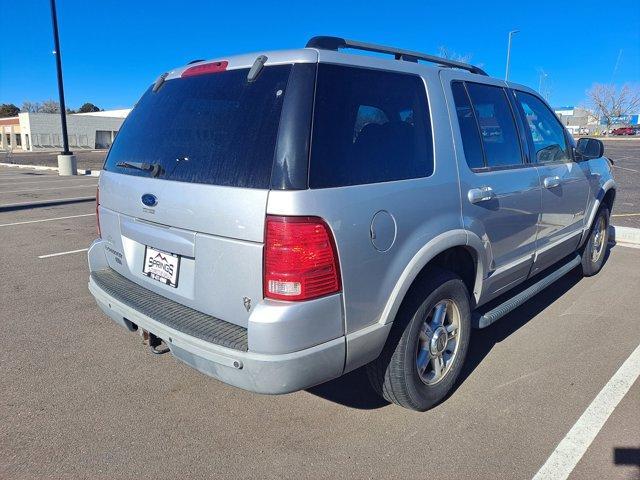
[0,213,95,227]
[532,343,640,480]
[38,248,89,259]
[0,178,97,186]
[0,184,97,194]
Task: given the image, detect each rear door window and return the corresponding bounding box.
[104,65,292,188]
[451,81,485,170]
[514,91,570,163]
[465,83,524,168]
[309,64,433,188]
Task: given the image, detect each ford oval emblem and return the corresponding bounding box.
[141,193,157,207]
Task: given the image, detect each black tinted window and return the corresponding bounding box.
[310,64,433,188]
[465,83,523,168]
[515,91,570,163]
[451,82,485,169]
[104,65,291,188]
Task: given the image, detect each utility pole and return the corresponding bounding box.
[538,69,548,96]
[49,0,77,175]
[505,30,520,81]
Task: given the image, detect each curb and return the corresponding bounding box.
[0,162,100,177]
[610,225,640,248]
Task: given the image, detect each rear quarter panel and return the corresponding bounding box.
[267,64,464,336]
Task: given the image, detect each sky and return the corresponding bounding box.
[1,0,638,110]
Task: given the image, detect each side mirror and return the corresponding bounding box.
[575,137,604,161]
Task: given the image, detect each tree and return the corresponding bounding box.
[0,103,20,118]
[437,46,472,63]
[21,101,41,113]
[77,102,101,113]
[40,99,61,113]
[586,83,640,134]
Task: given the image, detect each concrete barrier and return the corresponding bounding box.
[57,154,78,176]
[610,226,640,248]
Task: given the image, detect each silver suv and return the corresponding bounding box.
[88,36,616,411]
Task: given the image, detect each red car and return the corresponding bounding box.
[611,126,636,135]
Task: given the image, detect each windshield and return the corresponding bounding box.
[104,65,292,188]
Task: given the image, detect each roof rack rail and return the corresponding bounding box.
[306,36,488,76]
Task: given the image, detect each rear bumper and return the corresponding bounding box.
[89,275,346,394]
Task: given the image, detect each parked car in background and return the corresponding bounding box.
[611,126,635,135]
[87,36,616,411]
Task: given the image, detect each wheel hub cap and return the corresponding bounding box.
[416,299,461,385]
[430,326,448,355]
[591,216,606,262]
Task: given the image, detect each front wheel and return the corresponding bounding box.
[581,207,610,276]
[367,268,471,411]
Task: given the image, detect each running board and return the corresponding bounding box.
[472,254,581,329]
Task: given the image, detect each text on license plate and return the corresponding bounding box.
[143,246,180,288]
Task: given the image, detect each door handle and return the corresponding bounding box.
[468,186,494,204]
[543,176,561,189]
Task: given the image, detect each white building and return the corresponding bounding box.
[1,109,131,152]
[553,106,599,134]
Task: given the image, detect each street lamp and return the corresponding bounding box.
[538,70,548,98]
[49,0,77,175]
[505,30,520,82]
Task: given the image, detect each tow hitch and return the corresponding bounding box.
[142,330,170,355]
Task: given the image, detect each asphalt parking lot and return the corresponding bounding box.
[3,150,106,172]
[604,139,640,228]
[1,165,639,479]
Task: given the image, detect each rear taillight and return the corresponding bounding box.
[96,187,101,238]
[264,216,341,301]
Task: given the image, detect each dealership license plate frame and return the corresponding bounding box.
[142,246,181,288]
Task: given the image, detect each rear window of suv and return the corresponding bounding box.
[104,65,292,188]
[309,64,433,188]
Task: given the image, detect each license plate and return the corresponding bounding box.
[142,246,180,288]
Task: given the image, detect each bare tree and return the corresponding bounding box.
[437,46,472,63]
[40,99,61,114]
[586,83,640,134]
[21,101,42,113]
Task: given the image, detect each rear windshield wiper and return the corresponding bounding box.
[116,161,163,177]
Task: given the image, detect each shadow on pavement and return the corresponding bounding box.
[307,247,615,410]
[307,366,390,410]
[613,447,640,471]
[0,197,95,213]
[456,268,583,388]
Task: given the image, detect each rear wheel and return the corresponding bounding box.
[367,268,471,411]
[581,207,610,276]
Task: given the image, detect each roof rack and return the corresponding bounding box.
[306,36,488,76]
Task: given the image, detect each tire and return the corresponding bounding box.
[581,207,610,276]
[367,268,471,411]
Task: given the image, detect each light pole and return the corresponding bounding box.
[505,30,520,82]
[538,70,548,98]
[49,0,77,175]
